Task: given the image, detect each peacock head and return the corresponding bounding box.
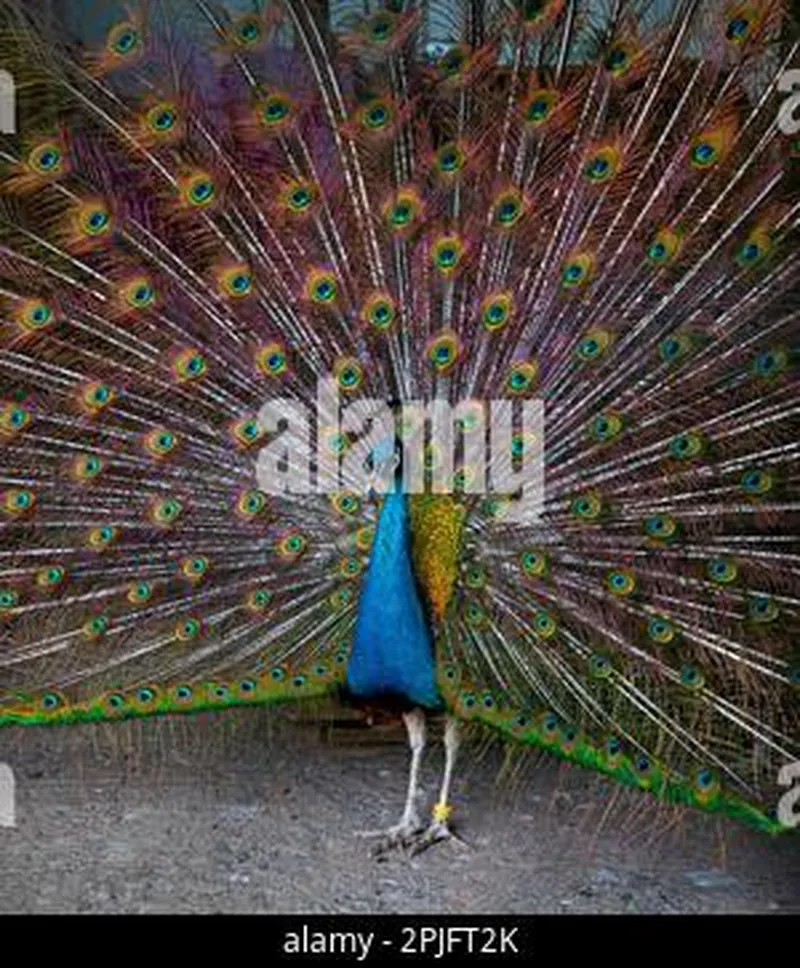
[364,400,403,496]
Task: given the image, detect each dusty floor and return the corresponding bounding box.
[0,708,797,914]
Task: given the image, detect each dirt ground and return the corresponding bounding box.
[0,708,797,914]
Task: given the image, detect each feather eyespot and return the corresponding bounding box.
[533,610,557,639]
[28,142,63,176]
[258,94,293,130]
[181,556,209,582]
[18,300,55,333]
[561,253,594,289]
[748,594,778,623]
[0,403,31,436]
[523,89,558,126]
[431,236,464,274]
[752,348,788,380]
[256,343,288,377]
[491,190,525,228]
[144,428,178,459]
[582,147,620,184]
[605,569,636,597]
[505,361,538,394]
[680,665,705,690]
[361,101,393,130]
[332,492,361,517]
[644,514,677,541]
[669,431,705,461]
[146,103,178,134]
[426,332,460,373]
[520,550,548,578]
[365,11,397,44]
[108,22,141,57]
[277,531,307,559]
[648,617,675,644]
[305,270,338,304]
[0,588,19,613]
[175,618,201,641]
[173,349,207,383]
[246,589,272,613]
[334,358,364,393]
[71,453,104,482]
[570,492,602,521]
[434,141,465,175]
[590,412,622,442]
[120,277,156,310]
[41,692,64,711]
[363,293,396,332]
[150,497,184,528]
[284,182,314,215]
[725,9,753,44]
[589,654,612,679]
[236,490,268,519]
[707,557,737,585]
[233,17,262,46]
[481,293,512,332]
[740,468,773,497]
[37,566,66,590]
[604,44,632,74]
[128,581,152,605]
[87,525,119,549]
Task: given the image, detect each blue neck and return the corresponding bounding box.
[346,492,440,709]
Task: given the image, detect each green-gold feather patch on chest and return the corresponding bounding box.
[409,495,468,622]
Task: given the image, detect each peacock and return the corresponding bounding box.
[0,0,798,857]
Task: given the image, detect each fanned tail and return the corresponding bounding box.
[0,0,797,833]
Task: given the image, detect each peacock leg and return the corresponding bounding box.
[357,707,426,851]
[408,716,467,855]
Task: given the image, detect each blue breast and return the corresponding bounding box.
[346,492,440,709]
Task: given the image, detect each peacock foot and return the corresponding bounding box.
[355,812,425,855]
[406,802,471,856]
[358,803,469,858]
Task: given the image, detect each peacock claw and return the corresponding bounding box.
[407,819,452,855]
[359,817,469,859]
[355,814,425,855]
